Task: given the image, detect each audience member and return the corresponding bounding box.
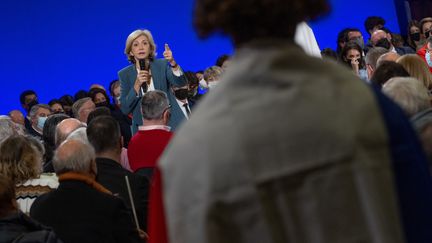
[0,175,62,243]
[417,35,432,73]
[371,29,415,55]
[171,83,194,122]
[59,94,74,117]
[382,77,430,116]
[30,139,144,243]
[407,20,425,51]
[42,114,70,170]
[54,118,85,147]
[48,99,65,114]
[8,110,25,126]
[339,41,367,80]
[0,116,17,144]
[370,61,410,87]
[66,127,88,143]
[365,16,386,37]
[397,54,432,89]
[27,104,52,139]
[156,2,432,243]
[376,52,401,67]
[128,91,173,173]
[73,90,88,102]
[109,79,121,106]
[72,97,95,123]
[365,47,389,79]
[87,115,149,230]
[203,65,223,91]
[0,135,58,215]
[184,71,202,102]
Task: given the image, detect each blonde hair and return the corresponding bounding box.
[397,54,432,89]
[124,29,157,63]
[0,135,42,184]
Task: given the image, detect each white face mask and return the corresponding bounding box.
[208,81,219,89]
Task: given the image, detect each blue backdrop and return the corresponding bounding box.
[0,0,401,115]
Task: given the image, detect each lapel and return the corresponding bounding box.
[150,59,160,90]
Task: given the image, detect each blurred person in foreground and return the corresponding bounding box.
[152,0,432,243]
[0,175,62,243]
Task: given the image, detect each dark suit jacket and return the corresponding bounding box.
[395,46,415,56]
[118,59,187,134]
[95,157,149,230]
[30,180,142,243]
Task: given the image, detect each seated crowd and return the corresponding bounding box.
[2,12,432,243]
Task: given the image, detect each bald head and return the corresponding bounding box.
[377,52,401,67]
[55,118,85,147]
[371,30,390,46]
[53,139,96,176]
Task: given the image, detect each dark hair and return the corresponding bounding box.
[215,54,230,67]
[19,90,37,105]
[74,90,89,102]
[86,107,111,125]
[344,28,362,42]
[42,114,69,162]
[48,99,63,108]
[364,16,386,34]
[88,88,111,105]
[87,115,121,153]
[336,28,350,54]
[339,41,365,70]
[184,71,199,86]
[193,0,329,46]
[370,61,410,87]
[109,79,120,95]
[321,48,338,61]
[407,20,421,50]
[59,95,74,107]
[0,175,17,218]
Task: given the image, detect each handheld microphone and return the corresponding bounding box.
[138,58,150,93]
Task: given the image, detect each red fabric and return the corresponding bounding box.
[127,129,173,171]
[148,167,168,243]
[417,44,432,73]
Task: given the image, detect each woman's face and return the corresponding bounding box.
[130,35,151,61]
[94,93,107,104]
[410,26,420,35]
[346,49,361,62]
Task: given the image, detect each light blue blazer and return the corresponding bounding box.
[118,59,187,135]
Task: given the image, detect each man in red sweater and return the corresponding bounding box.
[127,90,173,173]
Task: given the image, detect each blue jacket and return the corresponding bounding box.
[118,59,187,134]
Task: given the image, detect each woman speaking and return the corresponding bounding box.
[119,29,187,134]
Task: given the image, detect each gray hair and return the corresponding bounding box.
[365,47,388,70]
[53,139,96,175]
[66,127,88,143]
[72,97,92,119]
[141,90,170,120]
[204,66,223,82]
[383,77,431,116]
[29,104,51,119]
[0,116,16,144]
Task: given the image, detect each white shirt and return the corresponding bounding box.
[295,22,321,58]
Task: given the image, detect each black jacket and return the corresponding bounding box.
[95,157,149,230]
[30,180,142,243]
[0,211,62,243]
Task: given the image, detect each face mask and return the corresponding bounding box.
[208,82,219,89]
[174,88,189,100]
[410,32,421,42]
[37,116,47,130]
[95,101,109,108]
[426,52,432,67]
[375,38,391,50]
[353,37,364,50]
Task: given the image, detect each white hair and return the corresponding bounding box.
[0,116,16,144]
[383,77,431,116]
[53,139,95,175]
[66,127,88,143]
